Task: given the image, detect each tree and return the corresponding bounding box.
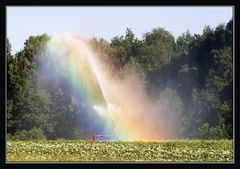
[7,34,50,135]
[155,89,184,138]
[7,38,15,131]
[14,128,47,140]
[206,47,233,138]
[110,28,142,69]
[140,27,175,71]
[175,30,195,56]
[16,89,54,138]
[7,40,32,134]
[22,34,50,64]
[7,19,233,140]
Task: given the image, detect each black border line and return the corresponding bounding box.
[1,0,239,168]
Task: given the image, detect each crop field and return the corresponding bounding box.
[7,140,233,162]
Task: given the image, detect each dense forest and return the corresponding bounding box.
[7,19,233,140]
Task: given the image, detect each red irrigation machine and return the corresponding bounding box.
[93,134,117,141]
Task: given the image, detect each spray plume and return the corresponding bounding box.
[39,33,177,141]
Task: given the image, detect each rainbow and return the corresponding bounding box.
[42,33,167,141]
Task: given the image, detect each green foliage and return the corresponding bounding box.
[122,57,146,77]
[175,30,195,55]
[140,27,175,71]
[110,28,142,69]
[14,128,47,140]
[16,89,54,138]
[156,89,185,137]
[22,34,50,64]
[7,19,233,140]
[7,133,14,140]
[7,140,233,162]
[7,35,50,135]
[198,121,230,139]
[207,47,232,92]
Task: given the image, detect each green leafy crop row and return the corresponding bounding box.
[7,140,233,162]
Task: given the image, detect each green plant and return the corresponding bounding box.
[14,128,46,140]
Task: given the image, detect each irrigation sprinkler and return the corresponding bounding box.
[93,117,117,141]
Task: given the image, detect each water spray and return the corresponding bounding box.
[41,33,175,141]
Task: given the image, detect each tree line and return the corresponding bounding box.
[7,19,233,140]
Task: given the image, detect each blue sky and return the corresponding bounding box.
[7,6,232,54]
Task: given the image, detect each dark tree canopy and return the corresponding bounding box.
[7,19,233,140]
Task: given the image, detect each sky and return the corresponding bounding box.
[7,6,233,54]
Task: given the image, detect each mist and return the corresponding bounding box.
[35,33,184,141]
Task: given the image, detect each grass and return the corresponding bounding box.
[6,139,233,162]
